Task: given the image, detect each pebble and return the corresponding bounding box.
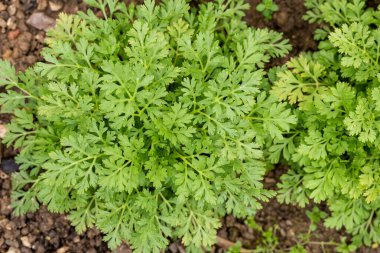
[1,159,19,173]
[0,11,9,20]
[21,236,32,248]
[21,227,29,235]
[35,32,44,43]
[20,247,33,253]
[7,247,20,253]
[0,18,6,28]
[7,17,17,30]
[56,246,69,253]
[37,0,48,11]
[7,4,17,16]
[225,215,235,227]
[0,3,6,12]
[0,170,9,179]
[49,1,63,12]
[26,12,55,30]
[5,239,20,248]
[285,220,293,226]
[26,55,37,65]
[12,47,21,58]
[0,218,9,228]
[7,29,20,40]
[5,221,15,230]
[16,10,25,19]
[287,228,295,237]
[33,243,45,253]
[264,177,276,184]
[73,235,80,243]
[116,244,132,253]
[275,11,288,27]
[17,32,32,52]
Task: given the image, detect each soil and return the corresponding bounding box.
[0,0,378,253]
[245,0,318,67]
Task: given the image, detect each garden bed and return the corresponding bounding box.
[0,0,378,252]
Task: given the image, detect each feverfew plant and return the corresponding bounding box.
[272,0,380,247]
[256,0,279,20]
[0,0,293,251]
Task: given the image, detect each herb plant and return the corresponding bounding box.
[256,0,279,20]
[272,0,380,247]
[0,0,293,251]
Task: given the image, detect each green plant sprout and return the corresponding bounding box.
[256,0,279,20]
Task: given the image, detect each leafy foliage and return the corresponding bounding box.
[0,0,292,251]
[272,0,380,248]
[256,0,279,20]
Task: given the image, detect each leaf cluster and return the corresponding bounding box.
[0,0,292,251]
[273,0,380,247]
[256,0,279,20]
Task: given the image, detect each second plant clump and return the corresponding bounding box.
[274,0,380,248]
[0,0,294,251]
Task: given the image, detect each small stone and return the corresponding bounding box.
[37,0,48,11]
[20,247,33,253]
[275,11,288,27]
[285,220,293,226]
[26,55,37,65]
[26,12,55,30]
[17,40,30,52]
[7,5,17,16]
[33,243,45,253]
[225,215,235,227]
[7,29,20,40]
[7,17,17,30]
[116,243,132,253]
[0,3,6,12]
[1,159,19,173]
[49,1,63,12]
[2,49,13,59]
[16,10,25,19]
[35,32,45,43]
[5,221,15,230]
[0,18,6,28]
[0,124,6,138]
[73,236,80,243]
[5,239,20,248]
[0,170,9,179]
[56,246,69,253]
[264,177,276,184]
[12,47,21,58]
[0,218,9,228]
[287,228,295,237]
[7,247,21,253]
[168,242,178,253]
[21,236,32,248]
[21,227,29,235]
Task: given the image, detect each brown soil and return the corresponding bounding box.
[245,0,318,67]
[0,0,377,253]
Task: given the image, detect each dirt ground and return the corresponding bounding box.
[0,0,378,252]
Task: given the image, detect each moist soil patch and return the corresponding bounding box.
[0,0,378,252]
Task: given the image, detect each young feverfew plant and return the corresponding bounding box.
[272,0,380,247]
[256,0,279,20]
[0,0,293,251]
